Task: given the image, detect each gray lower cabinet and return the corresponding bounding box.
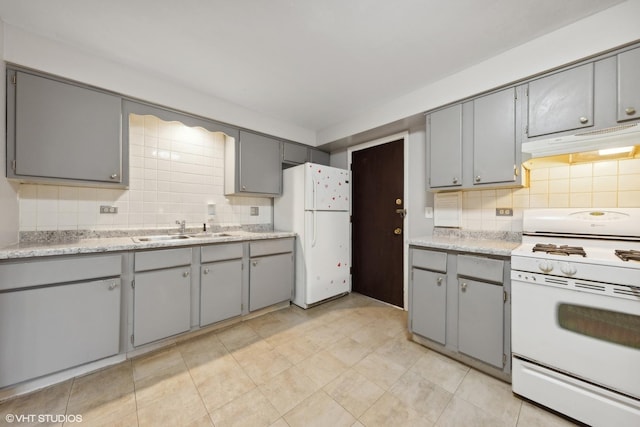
[249,239,294,311]
[526,63,594,137]
[458,278,504,368]
[225,130,282,196]
[409,247,510,380]
[200,243,244,326]
[133,248,192,346]
[618,47,640,122]
[0,254,122,388]
[411,269,446,345]
[6,69,125,186]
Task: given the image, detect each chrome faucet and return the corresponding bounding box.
[176,220,186,234]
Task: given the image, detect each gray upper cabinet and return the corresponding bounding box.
[526,63,594,137]
[283,142,309,164]
[473,88,517,185]
[225,130,282,196]
[618,47,640,122]
[309,148,330,166]
[427,104,463,188]
[7,69,125,187]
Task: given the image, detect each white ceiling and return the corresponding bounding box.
[0,0,626,134]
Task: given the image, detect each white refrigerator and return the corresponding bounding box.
[274,162,350,308]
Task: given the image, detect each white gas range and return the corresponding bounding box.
[510,208,640,427]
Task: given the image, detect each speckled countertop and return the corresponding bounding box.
[0,230,296,260]
[410,228,522,257]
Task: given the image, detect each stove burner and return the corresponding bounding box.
[532,244,587,257]
[615,250,640,262]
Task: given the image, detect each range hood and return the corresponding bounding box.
[522,122,640,158]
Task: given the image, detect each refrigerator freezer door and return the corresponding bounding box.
[304,163,349,211]
[303,210,350,305]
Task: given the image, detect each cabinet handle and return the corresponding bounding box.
[626,107,636,116]
[203,268,210,275]
[183,271,190,278]
[579,116,589,124]
[437,277,443,285]
[108,282,119,290]
[452,177,458,184]
[461,282,467,292]
[475,176,481,183]
[110,173,118,180]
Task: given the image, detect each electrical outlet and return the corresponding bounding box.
[100,205,118,214]
[496,208,513,217]
[250,206,259,216]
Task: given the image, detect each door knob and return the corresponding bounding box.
[393,228,402,235]
[395,208,407,218]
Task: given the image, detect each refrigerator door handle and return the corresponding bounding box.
[312,177,317,247]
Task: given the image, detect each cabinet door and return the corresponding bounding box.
[473,88,517,185]
[527,63,594,137]
[458,278,504,368]
[239,131,282,194]
[249,253,293,311]
[134,267,191,346]
[11,71,123,184]
[283,142,309,164]
[0,278,121,387]
[200,259,242,326]
[411,269,447,345]
[618,47,640,122]
[309,148,330,166]
[428,104,463,188]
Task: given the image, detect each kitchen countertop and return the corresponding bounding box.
[410,229,521,257]
[0,230,296,260]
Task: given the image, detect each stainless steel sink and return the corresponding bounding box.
[132,235,191,243]
[187,232,232,238]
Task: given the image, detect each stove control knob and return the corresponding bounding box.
[538,261,553,273]
[560,263,577,276]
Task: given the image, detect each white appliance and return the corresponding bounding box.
[274,162,350,308]
[511,208,640,427]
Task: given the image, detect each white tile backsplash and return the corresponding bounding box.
[18,114,272,231]
[456,157,640,232]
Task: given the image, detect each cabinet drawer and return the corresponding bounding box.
[457,255,504,284]
[0,254,121,292]
[135,247,192,272]
[201,243,243,263]
[250,238,293,257]
[412,249,447,273]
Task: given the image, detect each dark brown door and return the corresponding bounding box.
[351,139,404,307]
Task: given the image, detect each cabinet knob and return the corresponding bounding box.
[183,271,190,278]
[203,268,210,275]
[108,282,119,290]
[626,107,636,116]
[475,176,481,183]
[242,185,247,190]
[437,277,443,285]
[252,261,258,267]
[579,116,589,124]
[110,173,118,180]
[452,177,458,184]
[461,282,467,292]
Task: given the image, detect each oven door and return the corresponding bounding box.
[511,275,640,399]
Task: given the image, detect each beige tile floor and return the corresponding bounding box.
[0,293,579,427]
